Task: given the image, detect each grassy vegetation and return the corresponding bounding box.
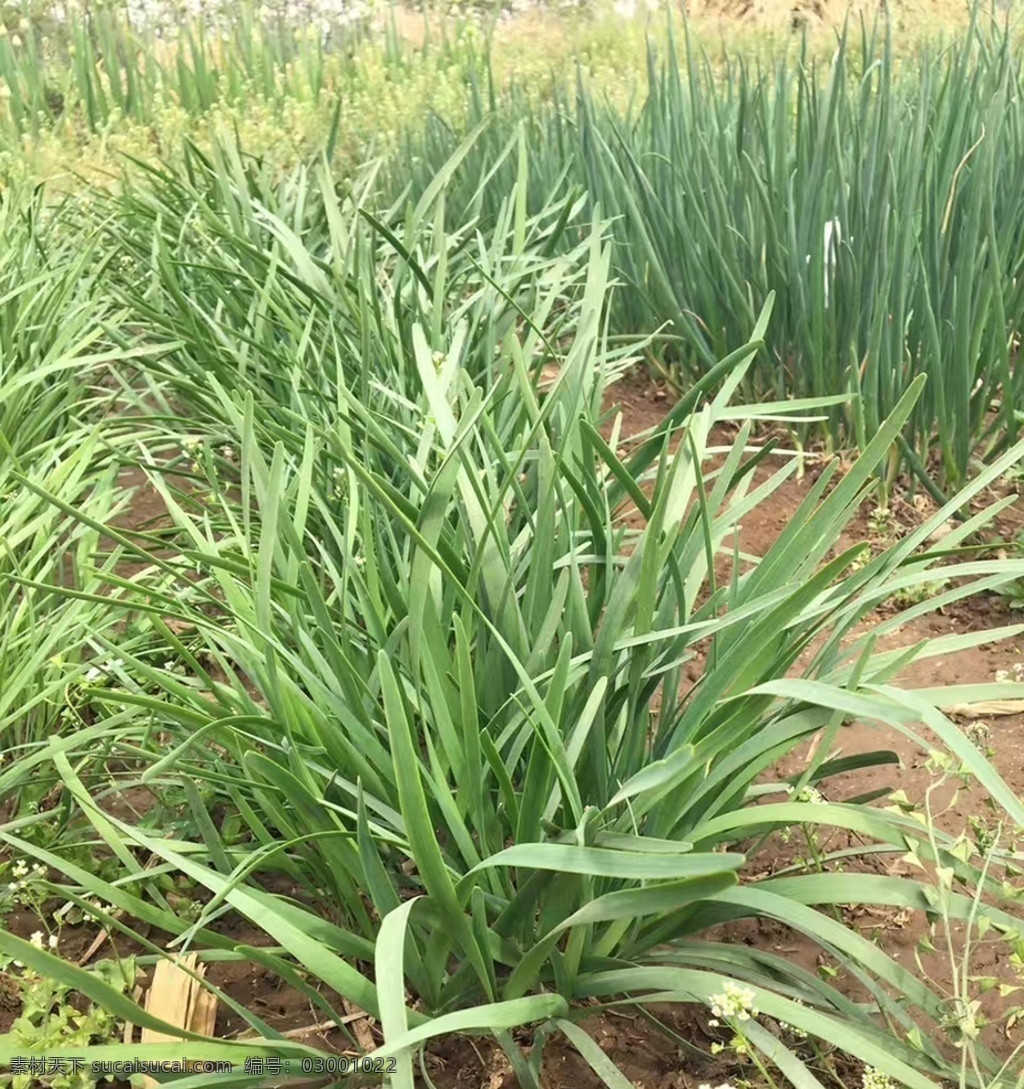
[6,0,1022,486]
[2,2,1024,1087]
[389,11,1024,490]
[0,1,664,183]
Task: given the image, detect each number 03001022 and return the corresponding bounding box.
[300,1057,399,1075]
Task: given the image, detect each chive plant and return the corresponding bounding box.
[3,142,1024,1086]
[392,11,1024,488]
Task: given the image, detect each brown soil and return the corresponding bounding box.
[4,367,1024,1087]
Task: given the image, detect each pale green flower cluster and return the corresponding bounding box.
[862,1069,898,1089]
[709,979,758,1022]
[7,859,46,896]
[786,783,825,804]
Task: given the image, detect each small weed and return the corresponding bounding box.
[892,578,949,609]
[997,580,1024,611]
[2,860,49,916]
[867,504,897,541]
[0,946,134,1089]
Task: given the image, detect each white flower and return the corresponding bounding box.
[786,783,825,804]
[777,999,809,1039]
[29,931,44,949]
[965,720,991,750]
[12,860,28,879]
[709,980,758,1022]
[48,934,58,950]
[862,1070,897,1089]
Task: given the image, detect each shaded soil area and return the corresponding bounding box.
[3,368,1024,1086]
